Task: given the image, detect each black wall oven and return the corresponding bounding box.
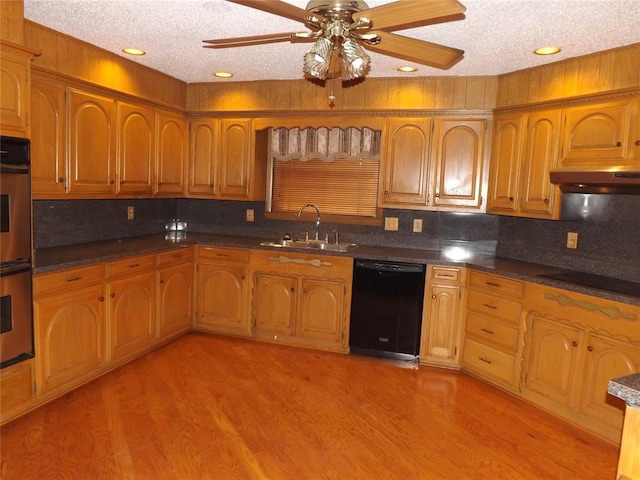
[0,136,34,368]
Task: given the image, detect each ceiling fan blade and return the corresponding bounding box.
[364,31,464,70]
[226,0,309,23]
[203,32,303,48]
[353,0,466,31]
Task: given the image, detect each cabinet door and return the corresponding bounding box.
[422,284,461,362]
[297,279,345,345]
[34,285,106,394]
[524,316,583,408]
[519,110,561,218]
[218,118,252,198]
[67,89,116,195]
[487,114,525,214]
[430,119,486,210]
[577,334,640,430]
[108,272,155,361]
[632,99,640,163]
[0,47,30,136]
[157,262,193,338]
[561,100,633,167]
[156,111,187,196]
[188,119,217,196]
[31,77,66,196]
[380,118,432,206]
[252,273,296,337]
[196,263,248,335]
[116,101,154,195]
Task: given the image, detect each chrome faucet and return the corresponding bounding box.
[296,203,321,240]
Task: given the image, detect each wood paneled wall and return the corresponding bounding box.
[0,0,24,44]
[187,76,498,113]
[23,20,187,109]
[497,43,640,107]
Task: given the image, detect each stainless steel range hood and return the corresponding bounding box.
[550,169,640,194]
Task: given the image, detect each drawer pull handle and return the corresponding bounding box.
[480,328,495,335]
[173,254,182,258]
[479,357,492,365]
[482,303,497,310]
[486,281,500,287]
[128,263,140,268]
[216,254,228,257]
[66,276,82,282]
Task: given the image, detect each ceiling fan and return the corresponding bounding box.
[203,0,466,81]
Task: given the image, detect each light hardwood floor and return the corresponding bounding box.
[1,333,619,479]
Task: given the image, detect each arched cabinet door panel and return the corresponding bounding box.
[116,102,155,195]
[156,112,187,196]
[196,264,248,334]
[298,279,344,343]
[252,273,296,336]
[67,88,116,195]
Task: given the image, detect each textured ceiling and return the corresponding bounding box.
[23,0,640,84]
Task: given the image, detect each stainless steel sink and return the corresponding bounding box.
[259,239,357,253]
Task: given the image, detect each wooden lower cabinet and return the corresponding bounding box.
[195,247,250,336]
[34,270,106,394]
[617,406,640,480]
[157,248,194,339]
[249,250,351,352]
[420,265,465,368]
[106,255,156,361]
[522,282,640,443]
[0,360,35,422]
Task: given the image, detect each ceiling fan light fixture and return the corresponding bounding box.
[303,36,334,79]
[340,38,370,80]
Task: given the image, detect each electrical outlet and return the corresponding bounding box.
[127,206,134,220]
[566,232,578,249]
[413,218,423,233]
[246,209,255,222]
[384,217,399,231]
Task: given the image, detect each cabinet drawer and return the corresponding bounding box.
[431,266,461,282]
[0,360,33,413]
[157,247,193,267]
[198,246,249,264]
[462,338,516,385]
[106,254,155,278]
[34,264,104,297]
[467,289,521,324]
[468,270,524,298]
[465,313,519,351]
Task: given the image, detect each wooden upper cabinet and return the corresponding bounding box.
[0,42,33,138]
[487,114,525,214]
[156,111,187,196]
[67,88,116,195]
[31,76,66,197]
[632,98,640,162]
[380,118,432,207]
[430,119,487,211]
[116,101,155,196]
[520,110,562,218]
[219,118,252,198]
[188,119,218,195]
[560,100,634,167]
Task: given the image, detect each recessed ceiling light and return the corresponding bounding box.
[122,47,145,56]
[534,46,561,56]
[214,72,233,78]
[397,66,418,73]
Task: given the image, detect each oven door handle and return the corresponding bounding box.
[0,262,31,277]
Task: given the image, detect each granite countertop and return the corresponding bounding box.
[33,232,640,307]
[608,374,640,408]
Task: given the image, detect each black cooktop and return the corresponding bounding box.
[539,271,640,297]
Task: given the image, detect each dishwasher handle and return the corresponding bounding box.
[355,259,425,274]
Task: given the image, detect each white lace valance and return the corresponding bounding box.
[271,127,381,162]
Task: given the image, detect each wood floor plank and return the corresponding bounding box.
[0,333,619,479]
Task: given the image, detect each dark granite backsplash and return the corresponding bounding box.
[496,193,640,283]
[33,193,640,283]
[33,199,177,249]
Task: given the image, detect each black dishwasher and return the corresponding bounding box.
[349,259,426,360]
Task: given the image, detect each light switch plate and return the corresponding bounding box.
[566,231,578,249]
[413,218,423,233]
[384,217,399,231]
